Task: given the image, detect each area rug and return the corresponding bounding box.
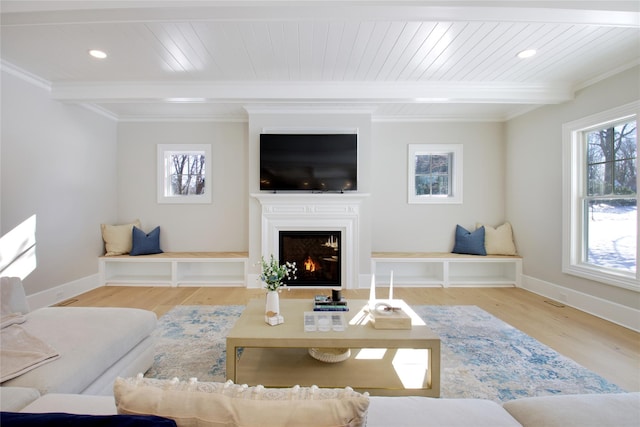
[145,304,624,402]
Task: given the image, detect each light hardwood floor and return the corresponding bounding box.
[61,285,640,392]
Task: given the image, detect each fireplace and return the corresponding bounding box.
[252,192,367,289]
[279,231,341,286]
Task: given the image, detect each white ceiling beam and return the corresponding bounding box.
[2,2,638,28]
[50,81,574,105]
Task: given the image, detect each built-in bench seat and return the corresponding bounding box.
[98,252,248,287]
[371,252,522,287]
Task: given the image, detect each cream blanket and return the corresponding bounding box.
[1,276,60,382]
[1,323,60,382]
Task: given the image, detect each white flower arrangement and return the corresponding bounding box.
[259,255,297,291]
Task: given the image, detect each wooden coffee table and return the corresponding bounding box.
[226,298,440,396]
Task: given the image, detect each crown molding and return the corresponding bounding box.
[0,60,51,91]
[79,103,119,121]
[117,114,248,123]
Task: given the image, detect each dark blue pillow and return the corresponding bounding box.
[0,412,177,426]
[130,226,163,256]
[452,225,486,256]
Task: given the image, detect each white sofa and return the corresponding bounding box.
[0,277,157,396]
[5,388,640,427]
[2,277,638,425]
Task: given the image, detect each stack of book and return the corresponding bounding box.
[313,295,349,311]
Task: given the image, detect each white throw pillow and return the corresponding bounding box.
[114,376,370,427]
[476,222,517,255]
[101,220,141,256]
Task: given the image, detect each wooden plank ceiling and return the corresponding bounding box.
[1,1,638,121]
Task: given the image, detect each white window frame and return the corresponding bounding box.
[562,101,639,291]
[408,144,463,204]
[157,144,212,204]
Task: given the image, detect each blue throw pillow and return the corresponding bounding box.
[130,226,163,256]
[452,225,486,256]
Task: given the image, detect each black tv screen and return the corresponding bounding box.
[260,133,357,192]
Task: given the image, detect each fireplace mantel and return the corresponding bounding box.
[251,193,369,289]
[251,192,370,205]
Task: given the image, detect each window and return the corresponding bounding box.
[157,144,212,204]
[408,144,463,204]
[562,101,639,290]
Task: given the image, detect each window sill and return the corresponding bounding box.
[563,264,639,292]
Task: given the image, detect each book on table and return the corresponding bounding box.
[313,295,349,311]
[313,305,350,311]
[314,295,347,305]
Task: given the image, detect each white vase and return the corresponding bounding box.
[265,290,280,316]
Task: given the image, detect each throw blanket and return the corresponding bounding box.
[0,276,60,382]
[1,312,26,329]
[1,324,60,382]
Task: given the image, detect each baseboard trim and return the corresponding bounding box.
[521,275,640,332]
[27,273,101,310]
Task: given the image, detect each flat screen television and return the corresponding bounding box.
[260,133,357,192]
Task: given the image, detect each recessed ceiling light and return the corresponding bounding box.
[517,49,537,59]
[88,49,107,59]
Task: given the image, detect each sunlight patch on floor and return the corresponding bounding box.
[393,349,429,389]
[354,348,387,360]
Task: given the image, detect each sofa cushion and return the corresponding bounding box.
[1,412,177,426]
[503,392,640,427]
[114,376,370,427]
[452,225,486,255]
[21,393,117,415]
[1,307,157,394]
[366,396,522,427]
[0,387,41,412]
[101,220,141,256]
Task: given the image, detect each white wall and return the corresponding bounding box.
[116,121,247,252]
[371,121,506,252]
[115,113,507,286]
[3,63,638,317]
[0,70,118,295]
[505,66,640,310]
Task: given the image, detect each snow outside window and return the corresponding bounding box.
[562,101,639,291]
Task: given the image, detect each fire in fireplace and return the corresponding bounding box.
[279,231,341,286]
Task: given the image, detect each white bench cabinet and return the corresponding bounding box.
[99,252,248,287]
[371,252,522,288]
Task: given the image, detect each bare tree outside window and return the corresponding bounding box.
[157,144,212,204]
[408,144,463,204]
[587,122,636,196]
[170,154,206,195]
[562,102,638,290]
[584,120,637,273]
[415,154,451,196]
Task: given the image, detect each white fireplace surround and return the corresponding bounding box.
[252,193,368,289]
